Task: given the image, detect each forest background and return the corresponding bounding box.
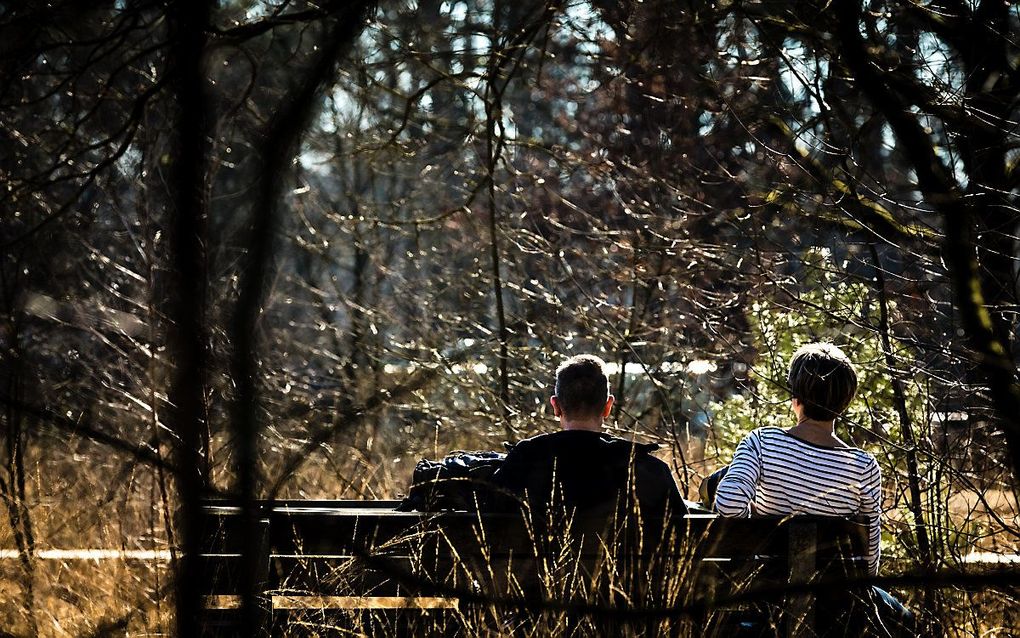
[1,0,1019,636]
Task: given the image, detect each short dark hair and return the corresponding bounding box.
[554,355,610,419]
[787,342,858,421]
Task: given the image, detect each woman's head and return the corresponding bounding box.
[787,342,858,421]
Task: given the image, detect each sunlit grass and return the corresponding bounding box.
[1,423,1018,637]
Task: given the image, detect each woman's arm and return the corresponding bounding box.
[859,456,882,576]
[714,430,763,517]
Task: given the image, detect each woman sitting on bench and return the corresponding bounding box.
[714,342,913,637]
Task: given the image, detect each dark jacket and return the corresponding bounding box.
[489,430,686,518]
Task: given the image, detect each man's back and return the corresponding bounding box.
[491,430,686,518]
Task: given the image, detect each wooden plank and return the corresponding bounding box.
[204,595,243,610]
[202,507,870,567]
[204,595,459,610]
[203,501,867,557]
[272,596,458,610]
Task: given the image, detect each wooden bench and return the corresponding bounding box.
[198,500,869,637]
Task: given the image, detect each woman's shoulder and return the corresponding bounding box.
[733,426,783,450]
[851,447,881,471]
[825,442,881,476]
[733,426,786,443]
[750,426,786,440]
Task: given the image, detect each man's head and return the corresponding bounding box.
[787,342,858,421]
[551,354,613,426]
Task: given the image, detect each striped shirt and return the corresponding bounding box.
[715,426,881,575]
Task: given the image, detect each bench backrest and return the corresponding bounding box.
[198,500,869,637]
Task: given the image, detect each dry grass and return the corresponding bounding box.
[0,555,172,637]
[1,423,1019,637]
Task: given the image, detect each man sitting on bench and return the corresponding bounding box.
[490,354,686,521]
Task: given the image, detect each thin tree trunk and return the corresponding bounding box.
[484,22,512,437]
[140,127,178,593]
[0,246,38,634]
[165,2,212,635]
[869,243,933,562]
[869,243,942,633]
[230,7,374,632]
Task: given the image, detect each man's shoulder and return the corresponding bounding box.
[502,431,577,464]
[505,431,667,463]
[635,451,670,468]
[506,430,572,451]
[508,429,606,449]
